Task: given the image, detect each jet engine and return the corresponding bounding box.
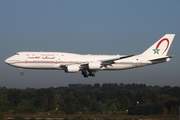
[88,62,101,69]
[65,64,80,73]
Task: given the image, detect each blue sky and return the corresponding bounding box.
[0,1,180,88]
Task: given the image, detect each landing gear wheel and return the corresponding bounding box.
[20,72,24,76]
[92,73,95,77]
[82,70,88,78]
[19,68,24,76]
[83,74,88,78]
[88,72,95,77]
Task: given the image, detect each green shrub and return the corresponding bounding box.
[123,118,131,120]
[87,118,93,120]
[64,118,69,120]
[103,118,111,120]
[72,116,85,120]
[40,118,46,120]
[14,116,25,120]
[29,117,36,120]
[0,112,5,120]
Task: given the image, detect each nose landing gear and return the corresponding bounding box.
[19,69,24,76]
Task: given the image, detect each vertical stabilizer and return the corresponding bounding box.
[141,34,175,56]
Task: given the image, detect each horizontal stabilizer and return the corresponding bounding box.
[149,56,173,61]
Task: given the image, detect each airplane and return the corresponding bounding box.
[5,34,175,78]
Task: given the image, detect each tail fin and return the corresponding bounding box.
[141,34,175,56]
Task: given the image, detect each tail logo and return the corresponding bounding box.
[153,38,169,54]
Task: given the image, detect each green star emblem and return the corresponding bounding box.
[153,48,160,54]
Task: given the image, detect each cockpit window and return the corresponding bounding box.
[16,53,19,55]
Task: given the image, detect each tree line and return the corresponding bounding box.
[0,83,179,115]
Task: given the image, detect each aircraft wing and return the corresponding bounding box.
[60,55,134,70]
[100,55,134,65]
[80,55,134,69]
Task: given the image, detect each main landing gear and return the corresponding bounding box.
[19,68,24,76]
[81,70,95,78]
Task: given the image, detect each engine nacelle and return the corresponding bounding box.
[65,64,80,73]
[88,62,101,69]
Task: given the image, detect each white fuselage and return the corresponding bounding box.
[4,34,174,77]
[5,51,167,71]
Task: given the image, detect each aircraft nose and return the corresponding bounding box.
[5,58,10,64]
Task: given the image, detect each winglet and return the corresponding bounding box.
[141,34,175,56]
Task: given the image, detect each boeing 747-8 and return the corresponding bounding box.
[5,34,175,77]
